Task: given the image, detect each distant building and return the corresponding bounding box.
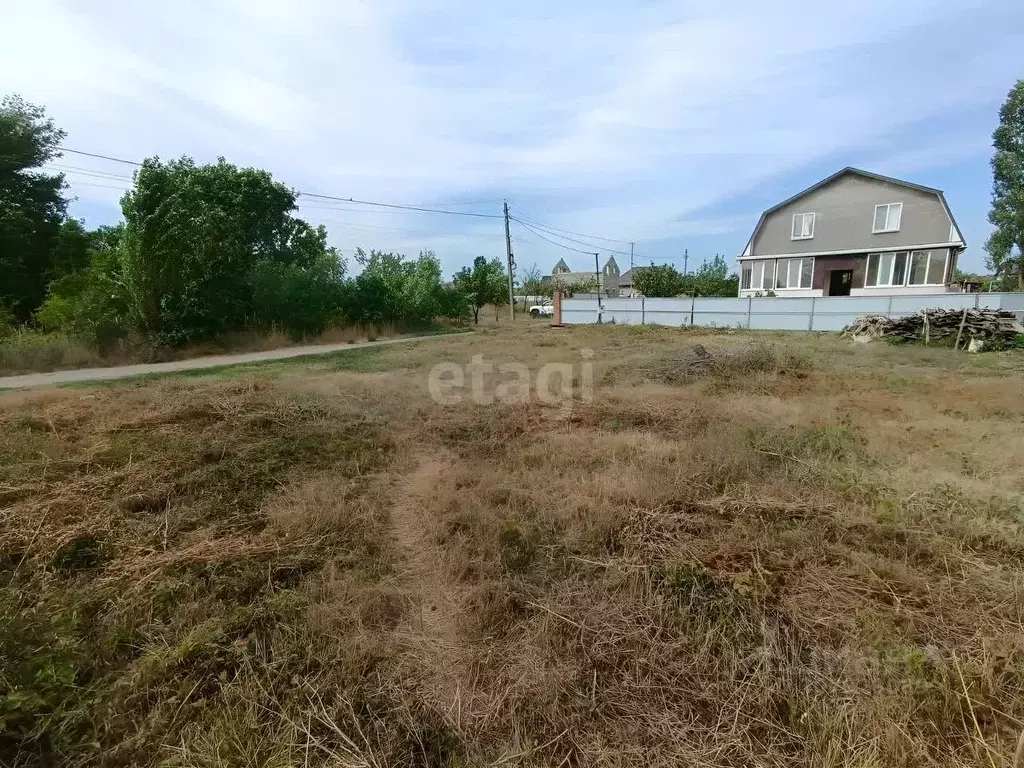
[548,256,620,296]
[617,266,650,298]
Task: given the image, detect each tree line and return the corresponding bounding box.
[7,79,1019,344]
[0,95,515,348]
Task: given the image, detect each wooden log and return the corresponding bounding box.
[954,308,968,350]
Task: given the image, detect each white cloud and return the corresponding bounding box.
[1,0,1019,273]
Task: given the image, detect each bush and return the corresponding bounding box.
[343,249,459,329]
[35,246,129,349]
[248,252,347,338]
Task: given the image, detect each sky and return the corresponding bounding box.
[2,0,1021,277]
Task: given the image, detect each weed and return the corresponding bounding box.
[498,523,536,575]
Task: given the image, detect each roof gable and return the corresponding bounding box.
[741,167,965,257]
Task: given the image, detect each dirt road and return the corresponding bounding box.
[0,333,449,389]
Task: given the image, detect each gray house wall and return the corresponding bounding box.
[751,174,956,257]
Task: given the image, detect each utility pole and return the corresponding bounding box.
[594,252,602,318]
[683,248,689,275]
[630,242,634,272]
[503,201,515,321]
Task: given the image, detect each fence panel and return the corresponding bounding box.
[997,293,1024,319]
[690,297,747,328]
[889,294,977,316]
[637,298,686,327]
[601,298,645,325]
[559,293,1024,332]
[748,298,813,331]
[562,299,599,325]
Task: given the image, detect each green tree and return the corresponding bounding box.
[48,219,95,282]
[345,248,452,328]
[249,250,346,337]
[688,254,740,297]
[986,79,1024,290]
[632,264,686,297]
[452,256,507,324]
[118,156,315,344]
[36,225,129,346]
[0,95,69,321]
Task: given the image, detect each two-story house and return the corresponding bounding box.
[738,168,966,298]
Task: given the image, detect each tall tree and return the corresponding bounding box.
[986,79,1024,290]
[118,156,306,343]
[452,256,507,324]
[0,95,68,321]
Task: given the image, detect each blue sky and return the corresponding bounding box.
[2,0,1021,277]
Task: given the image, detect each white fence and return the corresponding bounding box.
[561,293,1024,332]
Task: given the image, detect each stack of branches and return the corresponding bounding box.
[841,308,1024,348]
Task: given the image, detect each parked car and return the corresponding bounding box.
[529,302,554,317]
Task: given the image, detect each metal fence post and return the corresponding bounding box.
[746,297,753,329]
[886,295,893,319]
[974,292,980,309]
[808,296,816,331]
[690,294,696,326]
[641,296,646,325]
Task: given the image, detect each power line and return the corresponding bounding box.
[423,199,503,207]
[60,147,142,166]
[45,164,134,182]
[514,219,598,256]
[51,146,502,220]
[297,192,502,219]
[508,203,634,245]
[509,215,633,257]
[64,181,132,191]
[300,215,504,239]
[297,201,497,217]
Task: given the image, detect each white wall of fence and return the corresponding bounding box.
[561,293,1024,331]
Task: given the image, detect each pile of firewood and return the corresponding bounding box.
[841,308,1024,348]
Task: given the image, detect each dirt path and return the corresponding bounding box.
[390,452,461,644]
[0,333,455,390]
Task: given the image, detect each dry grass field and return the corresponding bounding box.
[2,323,1024,767]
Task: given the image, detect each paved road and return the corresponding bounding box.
[0,333,450,390]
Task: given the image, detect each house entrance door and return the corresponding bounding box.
[828,270,853,296]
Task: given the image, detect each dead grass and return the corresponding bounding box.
[2,324,1024,767]
[0,324,405,377]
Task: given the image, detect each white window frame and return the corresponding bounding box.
[906,250,949,286]
[742,259,776,291]
[865,251,913,288]
[791,212,815,241]
[774,257,815,290]
[872,202,903,234]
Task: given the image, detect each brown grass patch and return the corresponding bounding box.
[3,326,1024,766]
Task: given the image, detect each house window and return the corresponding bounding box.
[775,257,814,289]
[741,259,777,290]
[907,250,948,285]
[865,251,910,287]
[872,202,903,233]
[741,258,810,291]
[791,212,815,240]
